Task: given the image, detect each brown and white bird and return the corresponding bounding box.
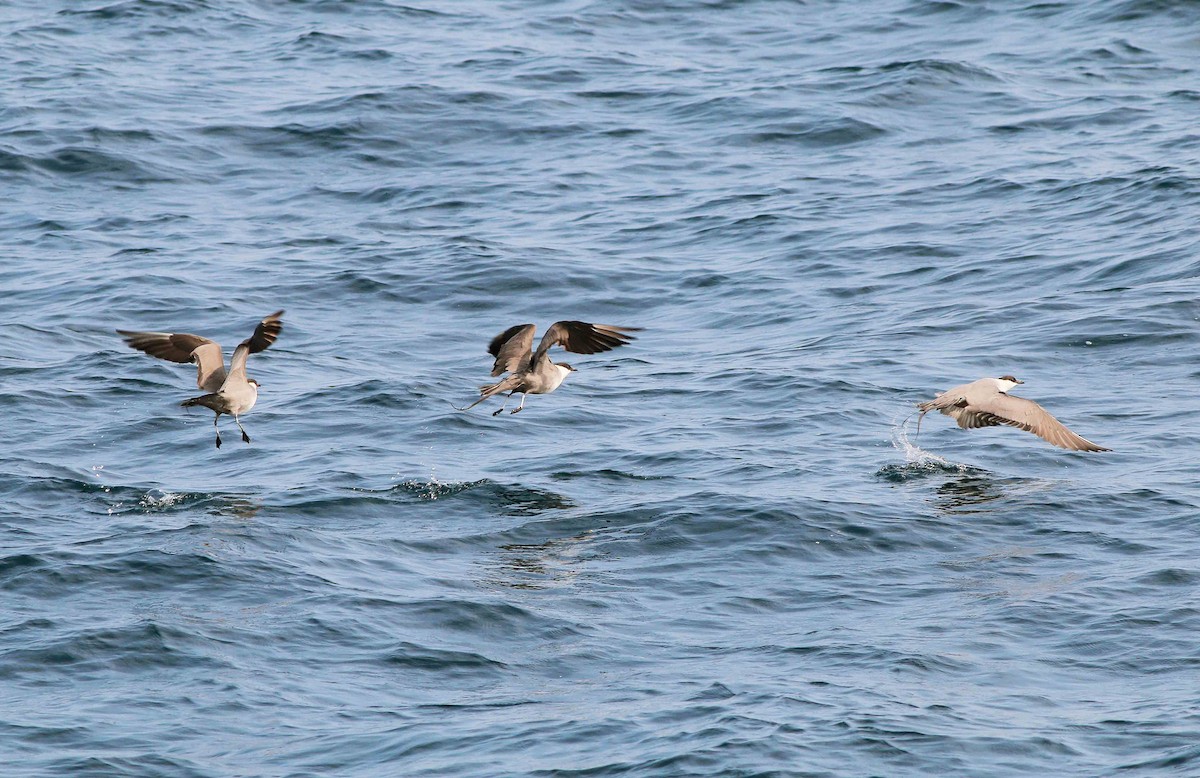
[917,375,1110,452]
[457,320,641,415]
[118,310,284,448]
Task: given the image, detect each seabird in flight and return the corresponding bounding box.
[118,310,284,448]
[918,375,1110,452]
[457,320,640,415]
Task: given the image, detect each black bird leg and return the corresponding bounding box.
[234,415,250,444]
[492,391,514,416]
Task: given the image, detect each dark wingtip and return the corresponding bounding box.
[576,323,642,354]
[245,311,284,354]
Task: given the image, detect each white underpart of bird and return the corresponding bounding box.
[457,320,641,416]
[118,310,284,448]
[917,375,1110,452]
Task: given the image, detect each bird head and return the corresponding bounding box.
[996,375,1023,392]
[557,363,578,375]
[248,378,261,388]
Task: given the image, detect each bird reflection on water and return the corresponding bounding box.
[212,496,263,520]
[488,531,597,591]
[934,472,1016,513]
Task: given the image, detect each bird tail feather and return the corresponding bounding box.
[454,376,520,412]
[479,375,519,398]
[181,393,220,411]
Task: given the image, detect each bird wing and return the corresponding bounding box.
[116,330,227,391]
[533,321,642,364]
[487,323,536,376]
[245,310,284,354]
[966,393,1110,452]
[228,311,284,380]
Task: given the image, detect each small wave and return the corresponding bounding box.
[878,57,1002,84]
[396,476,485,501]
[0,147,32,173]
[393,477,575,513]
[725,117,886,148]
[381,641,508,679]
[32,146,173,182]
[0,620,227,679]
[549,468,673,482]
[57,0,212,20]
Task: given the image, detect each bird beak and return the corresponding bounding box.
[1016,379,1024,384]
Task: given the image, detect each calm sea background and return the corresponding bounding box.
[3,1,1199,776]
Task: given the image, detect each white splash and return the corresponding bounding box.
[140,489,186,509]
[891,411,957,469]
[399,466,456,500]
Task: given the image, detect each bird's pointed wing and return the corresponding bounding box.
[488,323,536,376]
[968,393,1110,452]
[245,310,284,354]
[117,330,214,363]
[229,311,284,379]
[534,321,642,364]
[117,330,227,391]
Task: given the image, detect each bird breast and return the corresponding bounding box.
[224,384,258,415]
[523,365,569,395]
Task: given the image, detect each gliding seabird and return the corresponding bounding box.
[458,320,641,415]
[918,375,1110,452]
[118,310,284,448]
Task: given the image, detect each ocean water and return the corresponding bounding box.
[3,0,1200,775]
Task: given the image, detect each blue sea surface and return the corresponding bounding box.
[3,1,1199,775]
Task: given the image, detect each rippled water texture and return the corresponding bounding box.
[3,1,1200,775]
